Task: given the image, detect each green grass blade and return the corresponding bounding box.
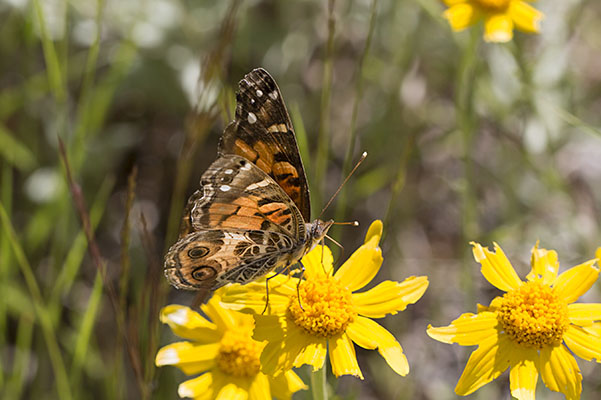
[0,124,36,171]
[0,202,72,400]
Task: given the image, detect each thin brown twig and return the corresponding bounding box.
[57,137,146,396]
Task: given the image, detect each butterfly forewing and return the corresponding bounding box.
[219,68,311,221]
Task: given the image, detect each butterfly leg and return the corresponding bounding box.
[261,265,290,315]
[295,260,305,311]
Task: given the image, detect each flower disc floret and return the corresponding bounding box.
[497,281,569,348]
[287,275,356,338]
[473,0,510,12]
[216,330,263,378]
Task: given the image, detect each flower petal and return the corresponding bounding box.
[270,371,307,400]
[302,245,334,278]
[508,1,543,33]
[527,242,559,285]
[455,333,513,395]
[220,278,295,316]
[329,333,363,379]
[484,13,514,43]
[471,242,522,292]
[335,220,383,292]
[563,325,601,363]
[155,342,218,375]
[347,316,409,376]
[539,344,582,400]
[443,3,481,32]
[202,293,239,331]
[568,303,601,326]
[255,315,326,375]
[427,311,498,346]
[178,373,214,400]
[552,260,599,304]
[160,305,221,343]
[510,355,538,400]
[248,373,271,400]
[353,276,428,318]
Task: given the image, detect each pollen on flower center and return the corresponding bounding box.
[287,275,356,338]
[216,330,263,378]
[497,281,569,348]
[473,0,510,12]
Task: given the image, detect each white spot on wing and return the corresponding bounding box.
[250,99,255,104]
[256,89,263,97]
[240,162,251,171]
[220,185,231,192]
[269,91,278,100]
[224,169,233,174]
[248,112,257,124]
[246,179,271,191]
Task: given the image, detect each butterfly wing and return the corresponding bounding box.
[219,68,311,221]
[164,228,296,290]
[186,154,306,240]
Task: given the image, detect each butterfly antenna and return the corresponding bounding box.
[319,151,367,218]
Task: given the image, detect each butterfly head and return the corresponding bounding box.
[306,219,334,249]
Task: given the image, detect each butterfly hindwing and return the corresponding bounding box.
[164,228,296,290]
[188,154,306,240]
[219,68,311,221]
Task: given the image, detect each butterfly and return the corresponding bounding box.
[164,68,333,292]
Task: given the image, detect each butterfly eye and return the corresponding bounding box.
[192,265,217,281]
[187,246,210,259]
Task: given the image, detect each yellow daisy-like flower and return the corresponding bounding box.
[428,242,601,400]
[155,293,306,400]
[220,220,429,378]
[442,0,544,42]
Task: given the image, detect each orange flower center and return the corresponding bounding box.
[497,281,569,348]
[216,330,263,378]
[473,0,510,12]
[287,275,356,338]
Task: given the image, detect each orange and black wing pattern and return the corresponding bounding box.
[218,68,311,221]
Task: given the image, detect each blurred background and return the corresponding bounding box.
[1,0,600,398]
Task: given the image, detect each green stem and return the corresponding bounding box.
[310,366,328,400]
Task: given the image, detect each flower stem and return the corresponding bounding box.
[310,366,328,400]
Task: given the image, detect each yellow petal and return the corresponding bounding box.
[219,278,295,316]
[270,371,307,400]
[539,344,582,400]
[510,356,538,400]
[346,316,409,376]
[248,373,271,400]
[455,334,514,395]
[568,303,601,326]
[508,1,543,33]
[202,293,238,331]
[178,373,214,399]
[583,322,601,337]
[215,381,250,400]
[353,277,428,318]
[160,305,221,343]
[329,333,363,379]
[563,325,601,363]
[484,13,514,43]
[471,242,522,292]
[427,311,498,345]
[255,315,325,375]
[302,245,334,278]
[335,221,383,292]
[527,242,559,285]
[596,247,601,261]
[443,3,481,32]
[155,342,218,375]
[443,0,467,5]
[552,260,599,304]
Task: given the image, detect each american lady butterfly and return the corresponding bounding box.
[164,68,333,292]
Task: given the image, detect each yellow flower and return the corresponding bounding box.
[442,0,544,42]
[155,293,306,400]
[220,220,429,378]
[428,242,601,400]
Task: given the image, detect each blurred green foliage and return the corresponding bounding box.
[1,0,600,399]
